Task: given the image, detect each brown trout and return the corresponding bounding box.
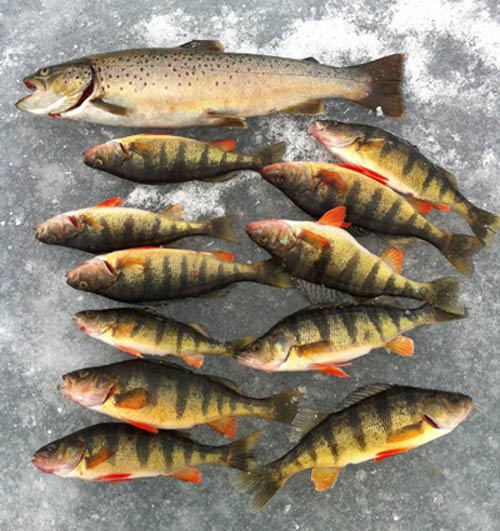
[35,198,236,253]
[16,40,405,127]
[261,162,483,276]
[235,303,461,376]
[74,307,232,368]
[235,384,473,511]
[246,207,463,315]
[66,247,293,302]
[58,359,303,437]
[33,423,261,483]
[83,134,286,184]
[309,120,500,245]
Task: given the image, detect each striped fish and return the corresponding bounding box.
[74,307,232,368]
[234,384,473,511]
[83,134,286,184]
[32,423,261,483]
[235,303,462,376]
[58,359,303,437]
[261,161,483,276]
[309,120,500,246]
[246,207,464,315]
[65,247,293,302]
[35,198,236,253]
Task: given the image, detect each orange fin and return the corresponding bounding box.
[311,467,341,491]
[299,228,331,249]
[124,420,159,434]
[374,447,412,462]
[380,247,403,273]
[387,421,424,443]
[207,417,238,438]
[95,197,124,208]
[385,336,414,356]
[181,354,204,368]
[318,206,351,228]
[208,139,236,151]
[113,388,149,409]
[407,197,433,215]
[311,362,350,378]
[210,250,235,262]
[433,203,450,212]
[296,341,331,357]
[317,169,349,193]
[336,163,389,186]
[85,447,116,469]
[81,214,104,231]
[168,467,202,483]
[94,473,133,482]
[116,345,144,358]
[160,203,183,219]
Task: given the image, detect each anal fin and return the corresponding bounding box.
[207,417,238,438]
[311,467,341,491]
[168,467,202,483]
[181,354,204,368]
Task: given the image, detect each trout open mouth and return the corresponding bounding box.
[48,78,96,118]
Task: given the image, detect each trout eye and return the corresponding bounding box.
[79,281,88,289]
[39,67,51,77]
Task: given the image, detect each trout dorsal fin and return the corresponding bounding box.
[178,40,224,52]
[336,384,395,410]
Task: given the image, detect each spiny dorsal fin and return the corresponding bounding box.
[178,40,224,52]
[160,203,183,219]
[336,384,395,410]
[290,409,329,442]
[186,321,209,337]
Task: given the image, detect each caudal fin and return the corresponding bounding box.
[206,215,238,242]
[429,305,467,323]
[466,205,500,247]
[253,142,287,168]
[233,467,283,512]
[269,388,303,425]
[225,431,263,471]
[426,276,464,316]
[439,233,484,276]
[352,53,405,117]
[254,258,295,289]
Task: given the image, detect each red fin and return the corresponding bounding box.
[113,388,149,409]
[210,250,235,262]
[317,169,349,193]
[407,197,433,215]
[311,362,350,378]
[169,467,202,483]
[433,203,450,212]
[207,417,238,438]
[385,336,414,356]
[95,197,124,208]
[374,447,412,462]
[95,473,134,482]
[299,228,331,249]
[380,247,403,274]
[336,163,389,186]
[209,139,236,151]
[318,206,350,228]
[117,345,144,358]
[311,467,341,491]
[124,420,159,434]
[85,448,116,469]
[181,354,204,368]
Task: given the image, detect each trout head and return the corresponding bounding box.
[16,60,95,117]
[59,368,116,408]
[66,256,118,293]
[34,213,83,244]
[309,120,367,158]
[83,140,129,171]
[420,391,473,430]
[246,220,297,258]
[237,332,297,371]
[73,310,117,338]
[261,162,315,197]
[32,436,86,475]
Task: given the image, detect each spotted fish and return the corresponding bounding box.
[261,161,483,276]
[246,207,464,315]
[309,120,500,246]
[234,384,473,511]
[83,134,286,184]
[32,422,262,483]
[65,247,294,302]
[16,40,405,127]
[74,307,233,368]
[58,359,303,437]
[34,198,236,253]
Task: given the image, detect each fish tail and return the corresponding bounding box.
[204,215,238,242]
[233,465,284,512]
[267,388,304,425]
[224,431,263,471]
[351,53,405,117]
[438,233,484,276]
[426,276,464,316]
[252,258,294,289]
[252,142,287,168]
[465,205,500,247]
[427,304,467,323]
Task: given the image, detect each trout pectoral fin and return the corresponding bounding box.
[168,467,202,483]
[178,39,224,52]
[295,341,332,357]
[208,139,236,151]
[207,417,238,438]
[310,362,350,378]
[124,420,159,433]
[386,421,424,443]
[380,247,404,273]
[299,228,331,249]
[181,354,204,368]
[91,98,132,116]
[280,100,324,115]
[317,169,349,193]
[116,345,144,358]
[113,388,149,409]
[311,467,341,491]
[374,447,412,462]
[85,447,116,469]
[160,203,184,219]
[385,336,414,356]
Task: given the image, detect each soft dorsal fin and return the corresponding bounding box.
[290,409,329,442]
[380,247,404,273]
[95,197,124,208]
[318,206,350,228]
[209,250,235,262]
[178,40,224,52]
[336,384,395,410]
[160,203,183,219]
[303,56,320,63]
[186,321,209,337]
[208,139,236,151]
[207,375,241,393]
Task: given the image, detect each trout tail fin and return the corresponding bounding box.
[426,276,464,316]
[204,215,238,242]
[253,142,287,168]
[438,233,483,276]
[465,205,500,247]
[267,388,304,425]
[253,258,294,289]
[233,466,284,512]
[351,53,405,117]
[225,431,263,471]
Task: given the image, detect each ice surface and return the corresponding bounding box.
[1,1,499,530]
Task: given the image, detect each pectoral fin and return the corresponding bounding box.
[295,341,332,357]
[299,228,331,249]
[91,98,132,116]
[116,345,143,358]
[386,421,424,443]
[317,170,349,194]
[124,420,159,434]
[85,448,116,469]
[311,467,341,491]
[113,388,149,409]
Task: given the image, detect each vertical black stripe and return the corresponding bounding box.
[135,433,150,467]
[346,409,366,449]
